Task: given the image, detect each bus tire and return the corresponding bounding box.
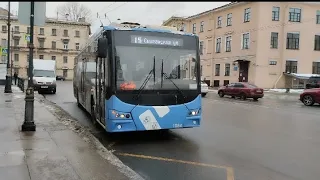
[76,92,81,107]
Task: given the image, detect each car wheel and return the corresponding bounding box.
[302,95,315,106]
[240,93,247,100]
[201,93,207,97]
[218,91,224,97]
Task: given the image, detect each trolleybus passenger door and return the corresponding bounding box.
[96,57,105,125]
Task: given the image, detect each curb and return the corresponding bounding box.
[35,93,144,180]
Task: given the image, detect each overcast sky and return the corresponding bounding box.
[0,2,229,33]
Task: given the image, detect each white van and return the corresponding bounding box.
[33,59,56,94]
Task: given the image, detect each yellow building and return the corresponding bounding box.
[0,10,90,80]
[164,2,320,88]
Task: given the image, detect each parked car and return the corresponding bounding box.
[56,75,65,81]
[218,82,264,101]
[299,88,320,106]
[201,81,209,97]
[305,77,320,89]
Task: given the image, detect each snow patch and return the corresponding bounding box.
[266,89,303,94]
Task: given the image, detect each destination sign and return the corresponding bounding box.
[131,35,183,47]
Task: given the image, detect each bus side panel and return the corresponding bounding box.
[104,95,202,133]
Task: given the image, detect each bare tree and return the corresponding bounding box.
[56,2,92,23]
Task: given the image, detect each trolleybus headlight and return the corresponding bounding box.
[189,109,200,116]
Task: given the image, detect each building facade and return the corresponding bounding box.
[0,11,90,80]
[163,2,320,88]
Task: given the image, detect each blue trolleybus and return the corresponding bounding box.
[73,22,202,133]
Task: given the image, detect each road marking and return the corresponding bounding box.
[116,152,235,180]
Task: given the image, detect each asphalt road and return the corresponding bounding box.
[44,81,320,180]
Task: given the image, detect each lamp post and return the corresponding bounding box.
[4,1,12,93]
[21,1,36,131]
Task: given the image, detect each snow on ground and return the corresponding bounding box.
[209,88,304,94]
[265,89,304,94]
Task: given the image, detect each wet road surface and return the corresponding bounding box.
[44,81,320,180]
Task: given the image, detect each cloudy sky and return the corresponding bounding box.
[0,2,229,33]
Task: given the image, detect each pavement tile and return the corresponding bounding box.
[0,164,31,180]
[50,130,129,180]
[0,150,25,167]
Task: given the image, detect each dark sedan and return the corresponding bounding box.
[56,75,65,81]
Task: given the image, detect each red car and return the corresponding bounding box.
[218,82,264,101]
[299,88,320,106]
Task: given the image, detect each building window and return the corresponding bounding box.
[285,61,297,73]
[14,54,19,62]
[39,55,44,59]
[14,26,19,34]
[63,56,68,63]
[75,30,80,37]
[215,64,220,76]
[269,60,277,65]
[313,62,320,74]
[244,8,251,22]
[27,27,30,34]
[216,38,221,53]
[14,68,19,74]
[2,25,6,32]
[200,65,203,76]
[51,56,56,61]
[192,23,196,33]
[63,30,68,37]
[315,35,320,50]
[1,39,6,46]
[242,33,250,49]
[200,21,204,32]
[271,32,278,49]
[217,16,222,28]
[289,8,301,22]
[227,13,232,26]
[39,40,44,48]
[272,7,280,21]
[63,70,68,77]
[63,42,68,50]
[225,63,230,76]
[286,32,300,50]
[317,10,320,24]
[226,36,231,52]
[75,43,80,50]
[51,41,56,49]
[13,39,19,46]
[39,28,44,35]
[52,29,56,36]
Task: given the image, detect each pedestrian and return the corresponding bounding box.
[13,72,18,85]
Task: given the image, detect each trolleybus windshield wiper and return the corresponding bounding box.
[160,59,187,100]
[134,56,156,100]
[160,59,191,112]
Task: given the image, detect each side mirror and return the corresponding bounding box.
[97,38,108,58]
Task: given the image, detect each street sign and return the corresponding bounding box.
[0,47,8,56]
[24,34,30,42]
[18,2,46,26]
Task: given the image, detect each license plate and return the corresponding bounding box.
[41,86,48,88]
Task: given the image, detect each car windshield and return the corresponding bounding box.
[114,31,199,90]
[34,70,55,77]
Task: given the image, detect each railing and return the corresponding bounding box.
[17,77,26,92]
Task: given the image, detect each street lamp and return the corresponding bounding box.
[21,1,36,131]
[4,1,12,93]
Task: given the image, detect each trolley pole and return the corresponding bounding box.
[21,1,35,131]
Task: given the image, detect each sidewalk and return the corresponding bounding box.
[0,86,143,180]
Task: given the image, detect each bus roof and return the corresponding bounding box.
[101,22,196,37]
